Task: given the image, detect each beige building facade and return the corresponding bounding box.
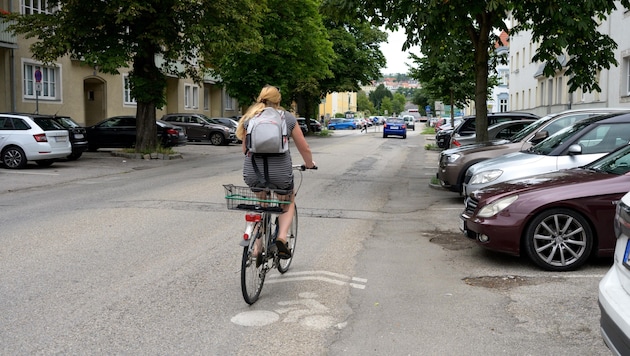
[318,91,356,120]
[0,0,240,127]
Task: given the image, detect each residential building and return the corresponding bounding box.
[0,1,240,127]
[508,7,630,116]
[318,91,356,121]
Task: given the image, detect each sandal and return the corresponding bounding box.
[275,240,292,259]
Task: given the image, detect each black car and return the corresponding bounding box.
[297,118,322,133]
[85,116,186,151]
[46,115,88,160]
[435,112,540,149]
[160,113,236,145]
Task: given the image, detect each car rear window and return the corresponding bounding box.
[33,118,65,130]
[388,119,404,124]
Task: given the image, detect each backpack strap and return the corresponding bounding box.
[251,155,276,189]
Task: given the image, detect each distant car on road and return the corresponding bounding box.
[44,115,88,160]
[327,119,357,130]
[383,117,407,139]
[402,115,415,131]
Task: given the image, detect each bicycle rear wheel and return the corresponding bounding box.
[241,234,266,304]
[278,205,297,273]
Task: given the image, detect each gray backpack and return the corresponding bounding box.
[246,107,289,155]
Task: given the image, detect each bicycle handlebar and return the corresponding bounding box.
[293,164,318,171]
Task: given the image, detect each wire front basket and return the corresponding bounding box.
[223,184,290,212]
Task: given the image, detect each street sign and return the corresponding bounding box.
[34,69,42,83]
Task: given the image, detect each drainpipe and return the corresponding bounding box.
[10,48,15,111]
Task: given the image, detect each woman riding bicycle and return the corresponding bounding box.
[236,85,316,259]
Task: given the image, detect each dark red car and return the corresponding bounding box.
[460,143,630,271]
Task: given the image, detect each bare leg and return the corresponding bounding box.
[276,192,295,244]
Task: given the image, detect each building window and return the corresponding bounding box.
[22,0,57,14]
[184,84,199,109]
[204,87,210,110]
[23,62,58,100]
[225,94,234,110]
[626,57,630,96]
[123,74,136,105]
[556,76,563,104]
[499,98,508,112]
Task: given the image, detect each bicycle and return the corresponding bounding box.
[224,164,316,304]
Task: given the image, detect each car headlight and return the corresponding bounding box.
[446,153,461,163]
[478,195,518,218]
[469,169,503,185]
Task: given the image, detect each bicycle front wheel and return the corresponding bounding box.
[241,241,265,305]
[278,205,297,273]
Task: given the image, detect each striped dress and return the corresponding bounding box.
[243,111,297,190]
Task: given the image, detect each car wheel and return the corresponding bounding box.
[523,208,593,271]
[35,159,55,167]
[329,127,336,130]
[67,152,82,161]
[210,132,227,146]
[2,146,28,169]
[403,135,407,139]
[383,134,387,138]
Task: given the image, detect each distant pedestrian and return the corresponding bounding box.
[360,121,367,133]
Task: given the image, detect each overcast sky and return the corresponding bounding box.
[379,29,420,75]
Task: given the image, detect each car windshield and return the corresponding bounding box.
[55,117,80,128]
[509,114,555,142]
[33,118,65,130]
[587,144,630,175]
[388,119,404,124]
[528,118,598,155]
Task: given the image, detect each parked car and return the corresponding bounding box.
[461,143,630,271]
[599,190,630,355]
[438,109,629,194]
[160,113,236,145]
[86,116,187,151]
[44,115,88,160]
[402,115,415,131]
[464,111,630,196]
[449,119,536,148]
[436,112,539,149]
[383,117,407,139]
[327,119,357,130]
[297,118,322,133]
[0,113,72,169]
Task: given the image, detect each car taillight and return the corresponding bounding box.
[33,134,48,142]
[402,124,406,129]
[165,128,178,135]
[452,140,461,147]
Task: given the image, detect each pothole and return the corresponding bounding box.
[464,275,541,290]
[426,231,475,250]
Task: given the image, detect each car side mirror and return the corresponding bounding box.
[568,144,582,155]
[531,130,548,144]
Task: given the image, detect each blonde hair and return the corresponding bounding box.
[236,85,282,141]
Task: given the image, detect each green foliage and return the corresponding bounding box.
[368,84,393,111]
[380,96,393,115]
[357,90,376,113]
[392,92,406,114]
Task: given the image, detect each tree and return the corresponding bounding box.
[368,84,393,111]
[412,89,431,116]
[392,92,406,114]
[9,0,263,152]
[344,0,630,141]
[357,90,376,114]
[380,96,393,116]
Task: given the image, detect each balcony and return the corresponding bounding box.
[0,17,18,49]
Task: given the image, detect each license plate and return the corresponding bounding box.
[55,136,67,142]
[390,126,398,129]
[74,134,84,139]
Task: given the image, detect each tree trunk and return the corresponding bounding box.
[469,14,492,143]
[133,50,160,152]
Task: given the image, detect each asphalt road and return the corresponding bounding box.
[0,126,613,355]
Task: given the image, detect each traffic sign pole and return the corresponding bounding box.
[34,68,42,114]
